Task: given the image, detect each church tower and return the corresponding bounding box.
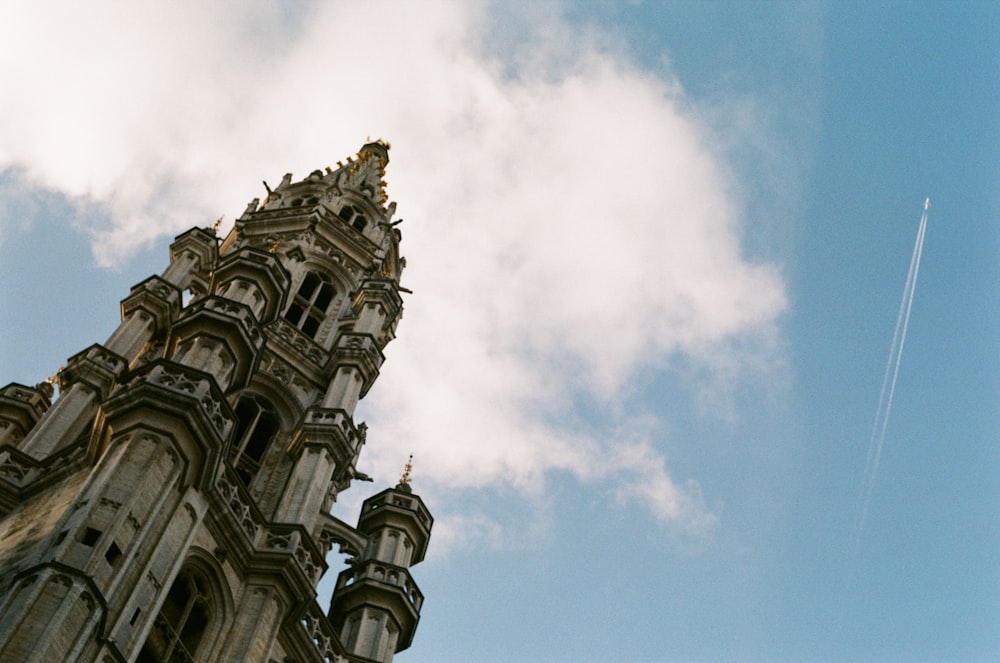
[0,141,432,663]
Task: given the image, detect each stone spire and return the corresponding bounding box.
[0,143,431,663]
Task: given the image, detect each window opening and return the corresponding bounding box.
[105,541,123,566]
[137,568,212,663]
[80,528,101,547]
[231,395,279,487]
[339,205,367,232]
[283,271,335,339]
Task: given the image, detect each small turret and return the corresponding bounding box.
[329,457,433,662]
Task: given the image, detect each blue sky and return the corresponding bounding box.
[1,2,998,662]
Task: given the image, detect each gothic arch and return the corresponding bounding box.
[334,192,383,229]
[137,549,232,663]
[283,258,354,348]
[238,372,303,426]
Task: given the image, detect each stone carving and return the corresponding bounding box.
[300,605,349,663]
[265,531,292,550]
[337,560,423,610]
[197,296,263,344]
[200,393,229,434]
[7,386,34,401]
[269,318,327,368]
[153,368,198,394]
[293,541,321,584]
[0,455,30,482]
[216,476,323,584]
[139,364,234,441]
[216,475,258,540]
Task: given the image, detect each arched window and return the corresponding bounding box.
[338,205,367,232]
[284,271,335,338]
[137,568,212,663]
[231,395,279,486]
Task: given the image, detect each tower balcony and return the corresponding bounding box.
[100,359,236,487]
[328,560,423,651]
[212,470,328,595]
[167,296,265,391]
[212,248,290,322]
[268,317,330,380]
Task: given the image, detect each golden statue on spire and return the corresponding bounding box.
[399,454,413,485]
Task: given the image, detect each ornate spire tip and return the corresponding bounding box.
[399,454,413,485]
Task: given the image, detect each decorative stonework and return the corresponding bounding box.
[217,474,259,540]
[216,475,325,585]
[59,344,128,399]
[269,317,329,370]
[0,452,31,483]
[120,275,181,336]
[338,561,423,611]
[150,364,233,438]
[183,296,264,345]
[301,604,349,663]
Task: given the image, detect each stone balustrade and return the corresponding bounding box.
[337,560,423,612]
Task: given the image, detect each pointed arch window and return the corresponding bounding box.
[137,568,213,663]
[338,204,368,232]
[284,271,335,338]
[231,395,279,487]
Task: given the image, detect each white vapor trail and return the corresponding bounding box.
[854,200,930,548]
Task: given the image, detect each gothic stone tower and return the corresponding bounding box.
[0,141,432,663]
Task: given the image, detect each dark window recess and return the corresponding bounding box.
[80,528,102,547]
[283,271,335,340]
[54,531,67,545]
[231,395,280,487]
[130,607,142,626]
[137,568,212,663]
[105,541,123,566]
[339,205,367,232]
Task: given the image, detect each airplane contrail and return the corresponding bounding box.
[854,199,930,550]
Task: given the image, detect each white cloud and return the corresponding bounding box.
[0,1,787,548]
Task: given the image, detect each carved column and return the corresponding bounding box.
[105,276,181,365]
[20,346,126,459]
[161,228,217,292]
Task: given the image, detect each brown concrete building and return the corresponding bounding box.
[0,142,431,662]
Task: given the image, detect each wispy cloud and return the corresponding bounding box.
[0,1,787,548]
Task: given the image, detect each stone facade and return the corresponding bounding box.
[0,142,431,663]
